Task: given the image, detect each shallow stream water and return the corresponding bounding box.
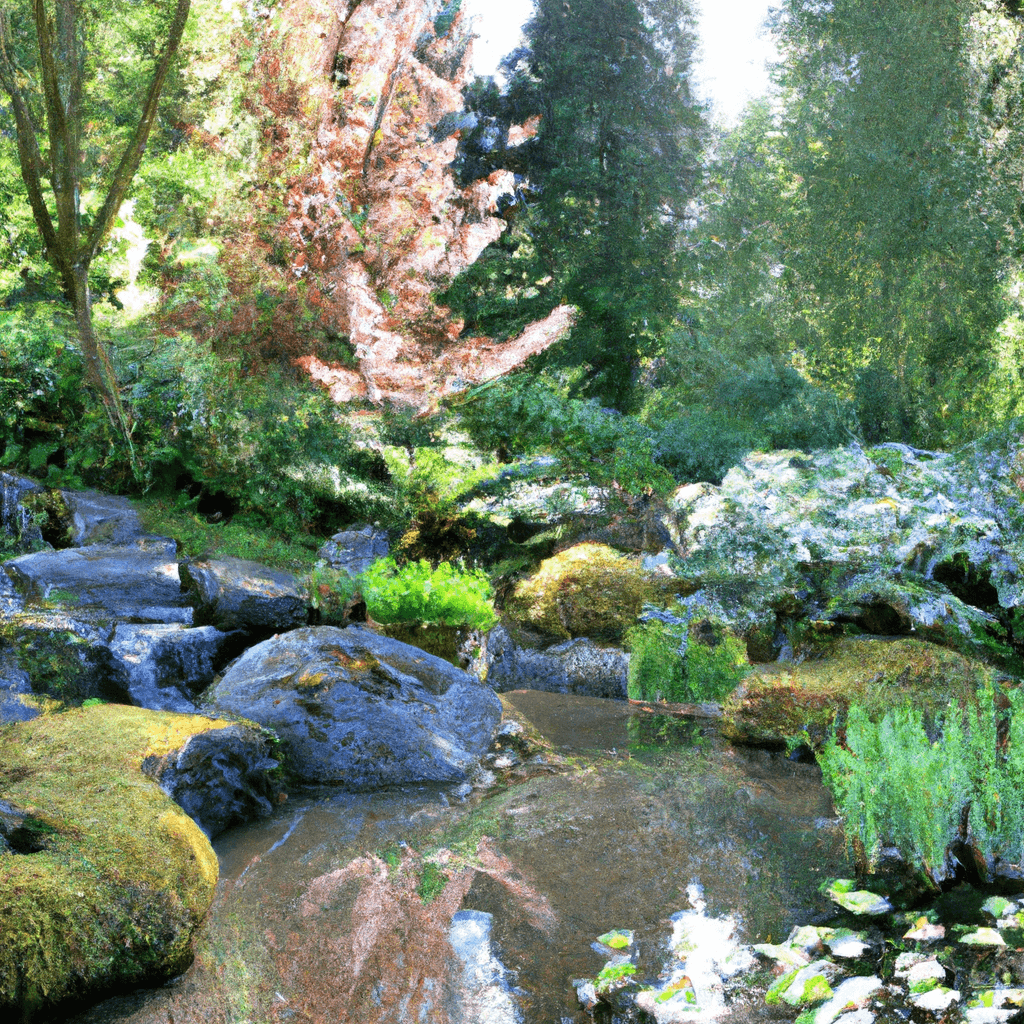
[68,691,853,1024]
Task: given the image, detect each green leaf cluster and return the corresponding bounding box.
[308,558,497,632]
[626,617,750,704]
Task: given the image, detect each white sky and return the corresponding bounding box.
[460,0,777,127]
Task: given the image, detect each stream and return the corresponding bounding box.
[68,691,853,1024]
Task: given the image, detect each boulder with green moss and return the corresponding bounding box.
[504,542,665,641]
[0,704,276,1019]
[722,637,989,745]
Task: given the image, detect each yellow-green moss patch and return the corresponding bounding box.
[722,637,990,745]
[0,704,233,1018]
[505,542,660,640]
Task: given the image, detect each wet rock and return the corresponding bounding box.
[180,556,308,633]
[911,986,960,1013]
[483,623,629,699]
[448,909,522,1024]
[0,705,226,1019]
[812,976,883,1024]
[63,489,145,546]
[205,625,503,786]
[961,928,1006,947]
[110,624,243,713]
[2,537,192,624]
[0,611,127,704]
[0,471,45,552]
[0,658,37,723]
[142,723,278,838]
[317,524,389,574]
[826,880,892,916]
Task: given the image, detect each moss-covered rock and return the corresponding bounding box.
[722,637,990,745]
[505,542,662,641]
[0,704,232,1020]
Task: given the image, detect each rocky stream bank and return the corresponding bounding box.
[3,431,1024,1022]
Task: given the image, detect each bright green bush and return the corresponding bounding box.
[308,558,497,631]
[818,684,1024,881]
[362,558,497,630]
[626,617,750,703]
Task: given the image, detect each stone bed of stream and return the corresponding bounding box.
[29,694,1024,1024]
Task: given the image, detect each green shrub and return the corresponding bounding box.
[454,375,674,495]
[818,683,1024,882]
[362,558,497,630]
[626,616,750,703]
[307,558,497,631]
[653,409,768,485]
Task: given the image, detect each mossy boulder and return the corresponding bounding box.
[722,637,989,745]
[0,705,237,1020]
[505,542,661,641]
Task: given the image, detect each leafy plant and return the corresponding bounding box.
[626,616,750,704]
[306,558,497,631]
[818,681,1024,882]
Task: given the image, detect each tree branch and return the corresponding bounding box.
[84,0,191,262]
[0,7,70,293]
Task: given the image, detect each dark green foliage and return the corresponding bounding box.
[648,360,856,484]
[819,684,1024,881]
[0,304,133,489]
[652,410,767,486]
[626,617,750,704]
[454,375,674,494]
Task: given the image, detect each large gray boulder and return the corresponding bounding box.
[63,489,146,546]
[180,557,308,633]
[2,537,192,624]
[110,624,242,712]
[483,623,629,699]
[205,625,503,787]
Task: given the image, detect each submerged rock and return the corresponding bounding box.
[0,705,268,1019]
[448,909,523,1024]
[205,625,503,786]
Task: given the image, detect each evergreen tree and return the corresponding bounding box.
[453,0,708,409]
[768,0,1015,443]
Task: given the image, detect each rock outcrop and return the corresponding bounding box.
[180,556,308,633]
[206,624,502,786]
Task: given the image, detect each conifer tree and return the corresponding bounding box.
[458,0,708,408]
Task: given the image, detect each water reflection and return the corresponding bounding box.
[67,692,850,1024]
